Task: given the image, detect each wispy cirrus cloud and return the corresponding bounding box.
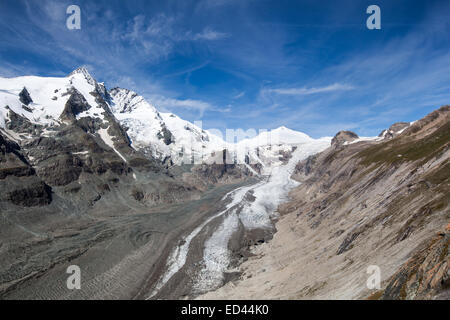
[147,94,215,116]
[121,14,228,60]
[267,83,354,95]
[191,27,229,40]
[233,91,245,99]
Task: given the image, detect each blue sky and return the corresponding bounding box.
[0,0,449,137]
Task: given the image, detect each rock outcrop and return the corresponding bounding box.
[331,130,359,147]
[0,134,52,207]
[59,88,91,122]
[377,224,449,300]
[19,87,33,106]
[379,122,411,140]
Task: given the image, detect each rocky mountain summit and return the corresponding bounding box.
[331,130,359,147]
[379,122,411,140]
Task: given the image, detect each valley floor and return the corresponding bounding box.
[0,181,255,300]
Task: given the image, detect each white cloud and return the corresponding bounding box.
[268,83,354,95]
[120,14,228,59]
[147,94,214,116]
[196,0,247,10]
[192,27,229,40]
[233,91,245,99]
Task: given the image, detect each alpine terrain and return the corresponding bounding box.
[0,68,448,300]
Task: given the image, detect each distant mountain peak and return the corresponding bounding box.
[69,66,90,76]
[269,126,312,143]
[69,66,96,86]
[272,126,296,133]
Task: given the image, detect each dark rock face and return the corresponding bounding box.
[6,179,52,207]
[0,134,34,179]
[278,147,295,164]
[131,188,144,201]
[380,225,449,300]
[60,89,91,121]
[95,82,108,99]
[158,125,174,145]
[192,149,251,184]
[0,160,34,180]
[5,108,41,135]
[36,154,83,186]
[0,133,52,207]
[336,231,360,255]
[19,87,33,106]
[76,116,102,134]
[331,131,359,147]
[90,89,134,150]
[295,155,316,176]
[28,122,131,186]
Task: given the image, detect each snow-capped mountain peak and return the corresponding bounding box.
[69,66,97,87]
[237,126,313,148]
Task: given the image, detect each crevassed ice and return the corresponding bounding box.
[193,211,240,293]
[146,183,259,299]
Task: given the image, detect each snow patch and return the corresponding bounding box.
[98,127,127,163]
[73,151,89,155]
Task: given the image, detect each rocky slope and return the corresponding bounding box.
[199,106,449,300]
